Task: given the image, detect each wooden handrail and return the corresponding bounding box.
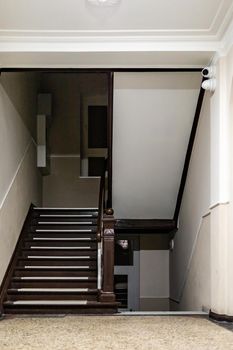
[96,159,108,242]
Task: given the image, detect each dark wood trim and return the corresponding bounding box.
[107,72,114,208]
[0,68,202,74]
[99,210,116,303]
[115,219,177,234]
[209,310,233,323]
[0,204,34,315]
[173,78,206,224]
[97,159,108,242]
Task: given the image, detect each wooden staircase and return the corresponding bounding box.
[1,207,118,314]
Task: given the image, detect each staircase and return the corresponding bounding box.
[1,207,118,314]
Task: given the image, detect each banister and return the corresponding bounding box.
[99,209,116,302]
[96,161,106,291]
[96,159,116,302]
[96,159,108,242]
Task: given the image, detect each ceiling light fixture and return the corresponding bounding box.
[87,0,120,6]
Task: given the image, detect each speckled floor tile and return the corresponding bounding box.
[0,316,233,350]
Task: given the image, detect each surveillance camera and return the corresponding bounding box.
[201,66,216,78]
[201,78,216,92]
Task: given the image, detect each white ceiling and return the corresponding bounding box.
[0,0,232,35]
[0,0,232,68]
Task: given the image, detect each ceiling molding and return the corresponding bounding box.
[0,1,232,67]
[0,1,232,55]
[218,11,233,56]
[209,0,233,35]
[0,1,231,38]
[215,1,233,38]
[0,36,220,53]
[0,29,212,36]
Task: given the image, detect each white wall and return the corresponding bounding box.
[227,47,233,317]
[113,72,200,219]
[175,215,210,311]
[0,73,42,284]
[209,45,233,317]
[170,93,211,309]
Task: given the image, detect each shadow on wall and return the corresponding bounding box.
[40,73,108,208]
[43,156,100,207]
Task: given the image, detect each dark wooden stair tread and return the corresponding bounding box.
[25,236,97,241]
[12,276,97,281]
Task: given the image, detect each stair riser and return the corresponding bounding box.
[24,241,97,248]
[7,294,98,301]
[26,234,97,239]
[3,306,117,314]
[14,270,97,277]
[10,281,97,288]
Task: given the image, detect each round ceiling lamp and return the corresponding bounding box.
[87,0,120,6]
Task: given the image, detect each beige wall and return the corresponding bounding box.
[177,214,210,311]
[40,74,80,155]
[0,143,42,283]
[0,73,42,284]
[0,72,40,140]
[170,93,211,310]
[43,156,99,207]
[40,73,108,155]
[40,73,108,207]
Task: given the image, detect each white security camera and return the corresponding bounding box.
[201,79,216,92]
[201,66,216,78]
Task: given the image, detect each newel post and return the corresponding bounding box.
[99,208,116,303]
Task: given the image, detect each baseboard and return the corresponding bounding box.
[169,298,180,311]
[209,310,233,323]
[169,297,179,304]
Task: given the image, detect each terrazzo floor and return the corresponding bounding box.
[0,315,233,350]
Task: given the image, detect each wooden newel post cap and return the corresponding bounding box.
[105,208,114,216]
